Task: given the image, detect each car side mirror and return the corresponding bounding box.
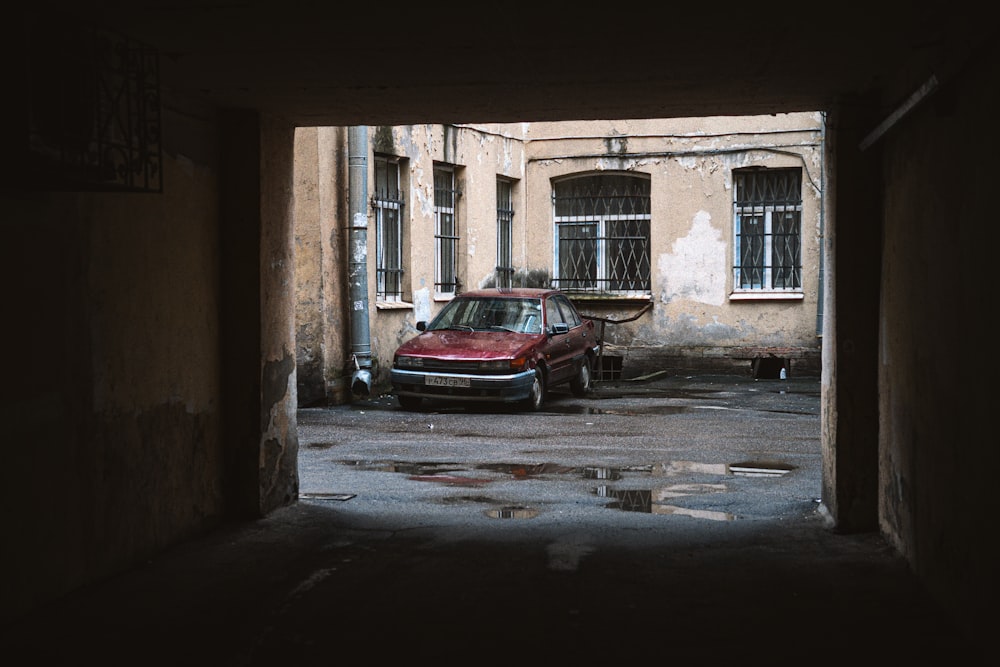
[416,321,427,331]
[549,323,569,336]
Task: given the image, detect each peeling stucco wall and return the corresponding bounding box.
[294,115,823,403]
[259,117,299,511]
[522,115,824,374]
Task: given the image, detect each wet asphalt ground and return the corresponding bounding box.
[3,373,980,664]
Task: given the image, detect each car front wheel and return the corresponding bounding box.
[523,367,546,411]
[570,357,592,397]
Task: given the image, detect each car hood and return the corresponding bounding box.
[396,330,541,361]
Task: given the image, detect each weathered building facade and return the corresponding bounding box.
[295,114,824,404]
[5,3,992,650]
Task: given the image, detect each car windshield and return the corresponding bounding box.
[428,297,543,334]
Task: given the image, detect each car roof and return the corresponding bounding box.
[456,288,558,299]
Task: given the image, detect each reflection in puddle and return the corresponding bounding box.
[336,458,791,520]
[600,488,652,512]
[654,482,728,499]
[582,467,621,480]
[485,506,540,519]
[298,492,356,501]
[477,462,577,478]
[595,484,733,520]
[409,474,492,487]
[653,505,734,521]
[340,460,464,475]
[653,461,730,476]
[730,461,794,477]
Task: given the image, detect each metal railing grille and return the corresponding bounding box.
[434,168,460,294]
[27,23,162,193]
[496,179,514,289]
[553,175,651,295]
[733,169,802,291]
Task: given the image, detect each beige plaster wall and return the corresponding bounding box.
[364,124,527,391]
[295,115,823,401]
[521,114,824,374]
[294,127,352,405]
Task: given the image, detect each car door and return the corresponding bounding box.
[552,294,591,380]
[543,294,577,384]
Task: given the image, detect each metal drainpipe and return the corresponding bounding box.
[816,112,826,339]
[348,126,372,396]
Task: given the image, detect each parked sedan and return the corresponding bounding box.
[390,288,598,411]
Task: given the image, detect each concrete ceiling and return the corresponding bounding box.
[32,2,994,127]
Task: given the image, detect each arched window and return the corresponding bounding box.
[552,174,651,296]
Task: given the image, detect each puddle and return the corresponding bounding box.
[652,505,734,521]
[340,459,793,481]
[477,462,578,478]
[484,506,540,519]
[334,458,793,519]
[476,462,625,480]
[730,461,795,477]
[306,442,337,449]
[340,460,464,475]
[298,492,356,501]
[408,474,492,487]
[595,486,734,520]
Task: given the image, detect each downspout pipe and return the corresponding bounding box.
[348,126,372,396]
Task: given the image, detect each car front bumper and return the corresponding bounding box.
[390,367,536,403]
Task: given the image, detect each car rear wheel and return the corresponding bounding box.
[570,357,592,397]
[523,367,546,411]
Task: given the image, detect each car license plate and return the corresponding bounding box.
[426,375,470,388]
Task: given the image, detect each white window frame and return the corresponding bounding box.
[552,174,651,297]
[731,168,803,298]
[434,166,459,296]
[373,156,403,302]
[496,178,514,289]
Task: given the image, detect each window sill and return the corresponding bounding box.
[375,300,414,310]
[729,291,804,301]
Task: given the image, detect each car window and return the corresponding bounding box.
[428,297,543,333]
[546,298,565,328]
[427,298,478,330]
[508,299,542,333]
[552,295,582,327]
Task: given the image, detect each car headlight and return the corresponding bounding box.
[396,356,423,368]
[479,356,528,372]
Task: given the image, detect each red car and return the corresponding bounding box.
[390,288,598,411]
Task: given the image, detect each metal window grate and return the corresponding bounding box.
[25,22,162,193]
[374,157,404,300]
[733,169,802,291]
[434,167,460,294]
[553,175,651,295]
[496,179,514,289]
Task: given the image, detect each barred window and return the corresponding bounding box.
[496,178,514,289]
[434,166,460,295]
[733,169,802,292]
[552,174,651,296]
[374,156,404,301]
